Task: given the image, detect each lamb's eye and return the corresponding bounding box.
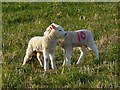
[59,30,62,31]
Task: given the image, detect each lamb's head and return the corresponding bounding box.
[44,23,67,38]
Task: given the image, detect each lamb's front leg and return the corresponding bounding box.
[62,49,66,66]
[76,47,88,65]
[43,49,49,71]
[65,48,72,66]
[49,53,56,70]
[61,48,72,74]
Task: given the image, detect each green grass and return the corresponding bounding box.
[2,2,119,88]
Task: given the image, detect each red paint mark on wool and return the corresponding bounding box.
[77,32,81,41]
[80,31,86,40]
[50,27,52,30]
[77,31,86,42]
[51,25,56,29]
[50,25,56,30]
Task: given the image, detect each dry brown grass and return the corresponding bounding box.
[98,34,118,48]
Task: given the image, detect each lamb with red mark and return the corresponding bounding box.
[44,29,99,66]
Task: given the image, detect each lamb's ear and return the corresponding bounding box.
[51,25,56,29]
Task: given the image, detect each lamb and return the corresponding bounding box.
[22,23,67,71]
[44,29,99,66]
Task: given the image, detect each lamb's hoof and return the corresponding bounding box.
[76,62,80,65]
[76,62,83,67]
[40,65,43,67]
[61,68,65,74]
[21,64,25,67]
[62,64,66,67]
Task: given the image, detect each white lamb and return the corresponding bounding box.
[44,29,99,66]
[22,23,67,71]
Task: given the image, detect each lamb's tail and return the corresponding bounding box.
[26,42,33,55]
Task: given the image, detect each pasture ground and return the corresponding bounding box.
[2,2,119,88]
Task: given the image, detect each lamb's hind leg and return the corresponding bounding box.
[22,50,33,66]
[37,52,43,67]
[76,47,88,65]
[88,41,99,60]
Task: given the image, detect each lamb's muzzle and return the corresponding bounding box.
[64,33,67,36]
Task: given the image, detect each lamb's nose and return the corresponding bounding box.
[64,33,67,36]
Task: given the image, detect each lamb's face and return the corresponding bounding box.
[54,25,67,38]
[44,23,66,38]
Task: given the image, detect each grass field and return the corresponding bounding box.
[2,2,119,88]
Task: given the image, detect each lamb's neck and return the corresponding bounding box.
[47,34,57,41]
[48,38,58,49]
